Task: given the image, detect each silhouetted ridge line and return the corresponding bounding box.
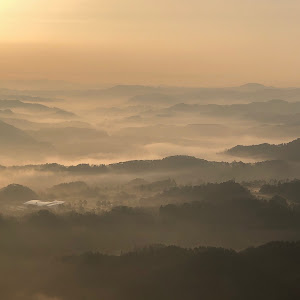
[225,138,300,161]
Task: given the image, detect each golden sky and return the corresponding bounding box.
[1,0,300,86]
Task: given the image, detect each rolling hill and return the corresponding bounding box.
[225,138,300,161]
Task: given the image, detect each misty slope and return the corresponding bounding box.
[0,99,75,117]
[128,93,179,106]
[1,118,91,131]
[225,138,300,161]
[0,119,40,145]
[26,127,108,143]
[0,88,58,102]
[115,124,233,140]
[0,120,53,155]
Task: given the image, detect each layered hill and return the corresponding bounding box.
[0,120,53,156]
[225,138,300,161]
[0,184,38,204]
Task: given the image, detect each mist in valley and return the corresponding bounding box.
[1,81,300,299]
[2,0,300,298]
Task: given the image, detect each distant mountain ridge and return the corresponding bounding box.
[21,83,300,102]
[237,83,274,90]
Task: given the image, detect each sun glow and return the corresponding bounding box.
[0,0,300,86]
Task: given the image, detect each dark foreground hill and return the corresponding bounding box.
[1,241,300,300]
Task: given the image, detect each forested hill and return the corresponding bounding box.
[225,138,300,161]
[0,155,293,181]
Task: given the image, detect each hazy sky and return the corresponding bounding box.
[1,0,300,86]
